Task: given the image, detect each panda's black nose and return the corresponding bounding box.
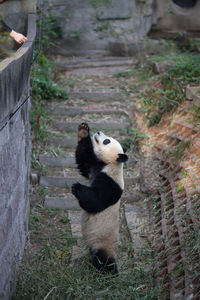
[97,131,100,135]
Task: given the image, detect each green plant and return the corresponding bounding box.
[163,141,190,166]
[60,216,70,224]
[36,3,62,54]
[94,21,110,32]
[188,105,200,123]
[89,0,112,9]
[31,3,69,142]
[13,228,161,300]
[29,211,41,234]
[140,53,200,127]
[127,128,146,149]
[31,152,47,175]
[176,183,183,193]
[114,69,135,78]
[0,17,13,59]
[31,53,68,100]
[30,52,68,143]
[121,138,132,150]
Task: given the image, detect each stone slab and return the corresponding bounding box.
[45,195,80,210]
[40,176,87,188]
[186,85,200,107]
[96,1,134,20]
[40,175,138,189]
[151,60,174,74]
[121,192,142,203]
[68,210,86,261]
[71,245,86,261]
[44,193,141,211]
[70,90,125,102]
[124,203,149,254]
[48,137,138,152]
[68,66,133,76]
[39,154,76,168]
[55,57,134,70]
[48,106,128,117]
[48,106,83,117]
[68,210,82,238]
[48,137,77,148]
[52,121,129,132]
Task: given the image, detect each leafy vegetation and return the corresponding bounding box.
[163,141,190,168]
[13,205,161,300]
[188,105,200,123]
[36,9,62,54]
[30,53,68,143]
[13,257,161,300]
[116,52,200,127]
[114,69,136,78]
[30,4,69,144]
[89,0,112,9]
[140,53,200,127]
[0,17,13,59]
[126,128,146,150]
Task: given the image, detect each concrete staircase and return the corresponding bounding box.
[38,57,150,264]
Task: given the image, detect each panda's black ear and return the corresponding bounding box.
[122,147,127,153]
[117,153,128,163]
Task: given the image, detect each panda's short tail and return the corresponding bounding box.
[90,248,118,274]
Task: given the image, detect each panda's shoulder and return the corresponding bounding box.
[92,172,122,191]
[95,171,115,182]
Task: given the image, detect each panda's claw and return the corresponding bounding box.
[78,122,90,142]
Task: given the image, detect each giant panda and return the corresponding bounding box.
[71,122,128,274]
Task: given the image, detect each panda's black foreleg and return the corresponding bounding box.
[71,182,104,214]
[75,123,97,179]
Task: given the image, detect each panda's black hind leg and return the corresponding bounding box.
[90,248,118,274]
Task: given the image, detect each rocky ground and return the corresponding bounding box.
[39,56,150,267]
[14,55,200,300]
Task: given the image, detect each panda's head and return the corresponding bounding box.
[92,131,128,165]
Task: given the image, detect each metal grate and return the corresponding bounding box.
[151,105,200,299]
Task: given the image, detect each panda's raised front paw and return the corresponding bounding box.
[71,182,81,197]
[78,122,90,142]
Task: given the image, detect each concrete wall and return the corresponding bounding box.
[0,14,36,300]
[47,0,154,56]
[151,0,200,37]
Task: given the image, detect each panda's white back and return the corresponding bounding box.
[81,201,120,257]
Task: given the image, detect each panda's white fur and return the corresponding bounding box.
[82,201,120,258]
[92,131,125,190]
[83,131,124,269]
[72,125,128,273]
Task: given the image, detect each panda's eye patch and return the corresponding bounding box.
[103,139,111,145]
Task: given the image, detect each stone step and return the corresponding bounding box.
[39,154,135,168]
[54,56,134,71]
[48,106,128,117]
[70,90,125,102]
[48,134,131,149]
[48,137,77,148]
[68,210,85,260]
[40,176,87,189]
[186,85,200,107]
[124,203,150,255]
[51,120,129,132]
[40,175,138,189]
[44,193,142,210]
[68,66,132,76]
[39,154,76,168]
[48,106,83,117]
[45,195,80,210]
